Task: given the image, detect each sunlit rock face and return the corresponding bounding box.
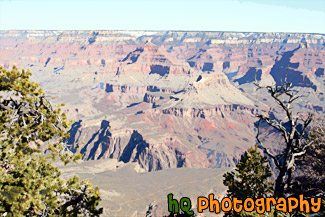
[1,30,324,171]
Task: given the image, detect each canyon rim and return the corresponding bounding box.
[0,30,324,216]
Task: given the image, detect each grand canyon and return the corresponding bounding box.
[0,30,324,216]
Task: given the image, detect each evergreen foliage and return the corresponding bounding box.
[223,145,273,217]
[292,125,325,216]
[164,211,196,217]
[0,66,102,216]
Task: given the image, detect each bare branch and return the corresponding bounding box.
[255,120,280,168]
[254,78,315,197]
[256,114,289,143]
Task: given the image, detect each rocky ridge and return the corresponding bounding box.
[0,30,324,171]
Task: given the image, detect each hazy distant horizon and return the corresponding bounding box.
[1,30,325,35]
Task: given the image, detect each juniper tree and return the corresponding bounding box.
[292,124,325,216]
[223,145,273,217]
[0,66,102,216]
[293,124,324,196]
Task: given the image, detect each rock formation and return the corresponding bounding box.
[1,30,324,172]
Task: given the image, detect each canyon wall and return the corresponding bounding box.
[1,30,324,171]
